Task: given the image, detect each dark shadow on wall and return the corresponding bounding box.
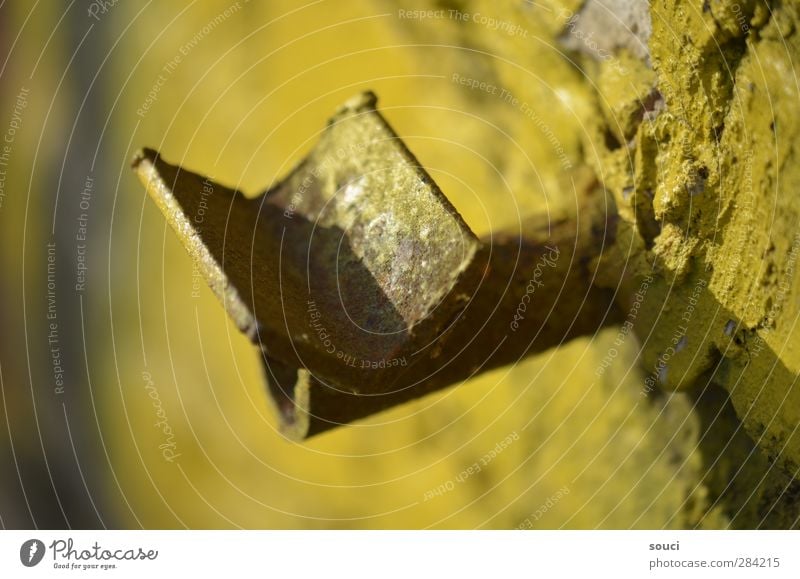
[689,378,799,529]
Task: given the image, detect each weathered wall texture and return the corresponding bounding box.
[392,0,800,526]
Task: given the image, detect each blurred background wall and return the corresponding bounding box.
[0,0,785,529]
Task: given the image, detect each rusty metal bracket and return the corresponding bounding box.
[132,92,619,440]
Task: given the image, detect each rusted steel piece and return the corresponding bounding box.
[132,92,619,440]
